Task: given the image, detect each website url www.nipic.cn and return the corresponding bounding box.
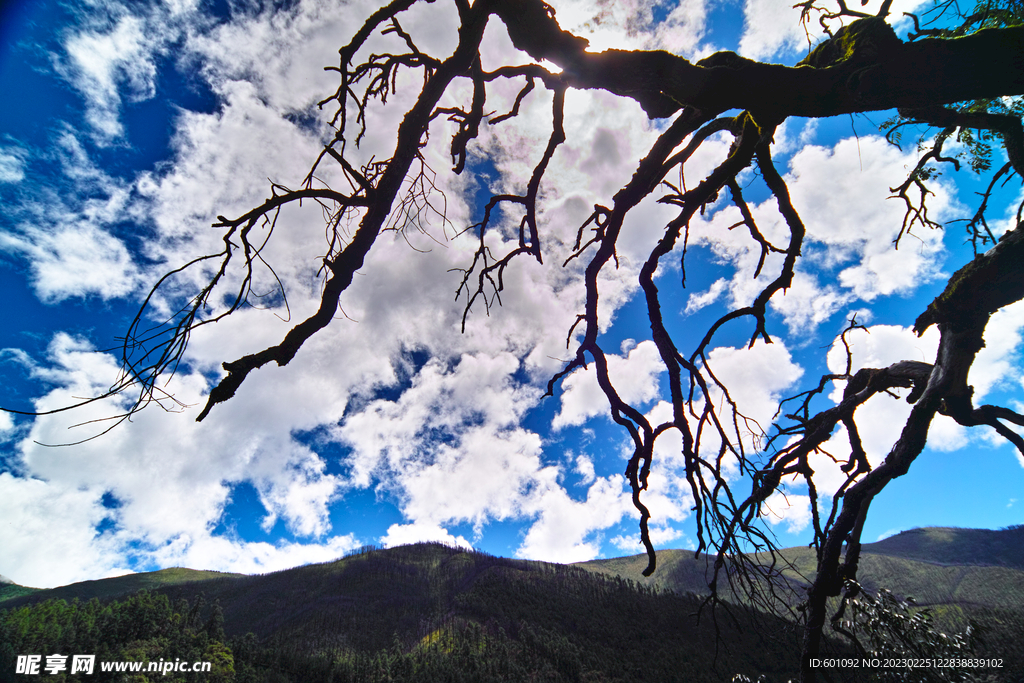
[16,654,213,676]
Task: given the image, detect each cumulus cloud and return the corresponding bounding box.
[55,0,208,144]
[799,323,942,495]
[544,0,711,55]
[152,533,363,577]
[3,331,363,586]
[690,135,955,334]
[0,473,130,588]
[6,0,1010,590]
[554,340,664,429]
[574,454,596,485]
[971,300,1024,401]
[381,523,472,550]
[738,0,810,59]
[739,0,933,61]
[761,490,811,533]
[60,14,159,142]
[611,525,683,552]
[801,313,1024,498]
[703,340,805,450]
[516,474,634,563]
[0,132,143,301]
[0,222,138,302]
[685,277,728,314]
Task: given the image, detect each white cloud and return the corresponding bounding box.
[827,309,1024,461]
[574,454,596,485]
[554,340,664,429]
[685,277,728,314]
[60,14,159,142]
[0,133,143,302]
[800,324,941,495]
[703,340,804,449]
[592,341,803,550]
[802,315,1024,496]
[381,523,472,550]
[152,532,363,577]
[56,0,214,144]
[0,145,27,183]
[611,524,683,552]
[971,300,1024,401]
[396,428,552,530]
[739,0,932,61]
[516,474,633,563]
[0,456,363,587]
[739,0,810,60]
[825,323,939,377]
[761,490,811,533]
[691,135,955,334]
[544,0,711,55]
[106,0,684,578]
[0,410,14,434]
[790,139,950,301]
[3,331,361,585]
[0,222,138,302]
[0,473,130,588]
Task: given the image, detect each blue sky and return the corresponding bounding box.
[1,0,1022,588]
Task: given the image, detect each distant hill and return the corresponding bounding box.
[862,525,1024,569]
[576,547,791,599]
[0,582,38,603]
[578,526,1024,612]
[578,526,1024,681]
[0,567,242,606]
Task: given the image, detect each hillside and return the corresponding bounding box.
[579,526,1024,613]
[862,525,1024,569]
[0,575,39,603]
[0,567,242,605]
[3,527,1022,682]
[1,545,803,683]
[579,526,1024,681]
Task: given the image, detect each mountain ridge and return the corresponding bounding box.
[2,543,804,682]
[3,528,1023,682]
[3,525,1021,605]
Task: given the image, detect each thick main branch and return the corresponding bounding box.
[493,0,1024,119]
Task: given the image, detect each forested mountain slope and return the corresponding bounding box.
[579,526,1024,681]
[2,544,800,682]
[4,529,1023,682]
[577,526,1024,614]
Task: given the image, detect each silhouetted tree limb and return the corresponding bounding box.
[495,2,1024,118]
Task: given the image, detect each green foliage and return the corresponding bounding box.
[0,591,234,683]
[0,585,41,604]
[836,581,980,682]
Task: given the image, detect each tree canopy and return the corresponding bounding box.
[5,0,1024,679]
